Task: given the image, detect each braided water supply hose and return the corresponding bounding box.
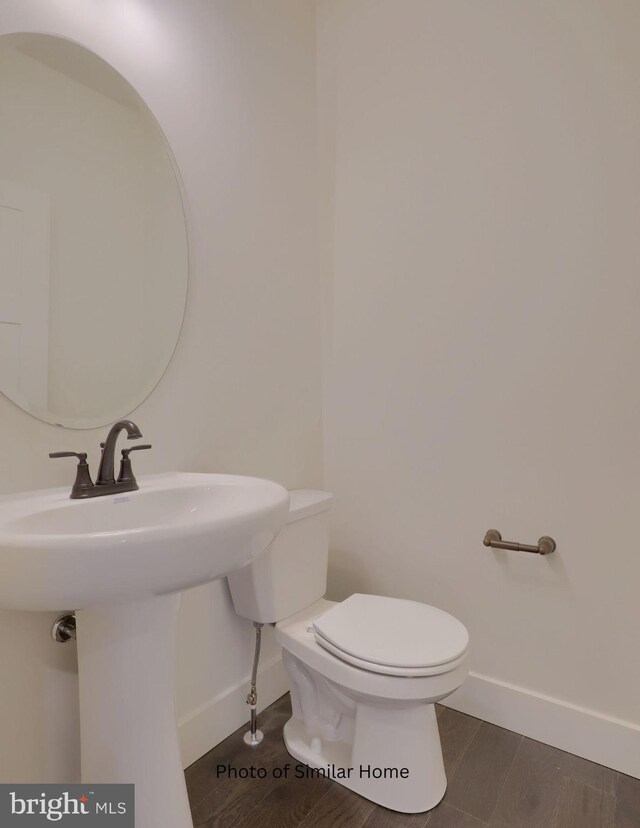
[243,622,264,746]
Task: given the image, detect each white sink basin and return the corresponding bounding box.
[0,471,289,828]
[0,472,289,610]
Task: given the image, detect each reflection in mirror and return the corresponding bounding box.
[0,34,188,429]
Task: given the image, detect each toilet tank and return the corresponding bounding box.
[227,489,333,624]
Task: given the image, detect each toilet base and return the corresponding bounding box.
[282,701,447,814]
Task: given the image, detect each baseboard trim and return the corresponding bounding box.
[178,655,289,769]
[178,662,640,779]
[442,671,640,779]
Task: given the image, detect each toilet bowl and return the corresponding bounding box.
[227,491,469,813]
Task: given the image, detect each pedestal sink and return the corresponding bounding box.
[0,472,289,828]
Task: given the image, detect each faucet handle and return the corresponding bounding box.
[120,444,152,459]
[117,444,152,487]
[49,451,88,461]
[49,452,94,498]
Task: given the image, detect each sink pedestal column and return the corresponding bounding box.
[76,595,192,828]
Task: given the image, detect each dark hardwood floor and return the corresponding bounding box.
[186,694,639,828]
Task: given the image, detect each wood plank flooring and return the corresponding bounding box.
[185,694,640,828]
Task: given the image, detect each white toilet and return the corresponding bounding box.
[227,490,469,814]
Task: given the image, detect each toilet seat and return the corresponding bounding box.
[313,593,469,678]
[277,599,469,701]
[313,636,467,676]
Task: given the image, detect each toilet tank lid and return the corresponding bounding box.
[287,489,333,523]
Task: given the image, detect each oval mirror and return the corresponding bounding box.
[0,34,188,429]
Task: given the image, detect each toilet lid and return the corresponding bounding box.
[313,593,469,673]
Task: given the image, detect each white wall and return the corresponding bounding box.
[0,0,320,781]
[318,0,640,775]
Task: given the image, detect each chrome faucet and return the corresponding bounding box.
[50,419,152,499]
